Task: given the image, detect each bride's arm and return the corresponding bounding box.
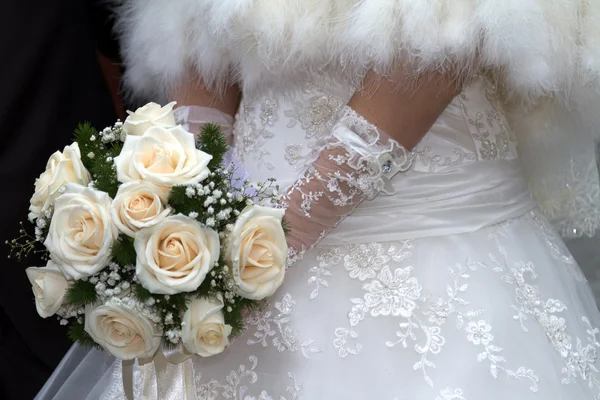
[170,72,241,143]
[283,68,462,264]
[350,69,462,150]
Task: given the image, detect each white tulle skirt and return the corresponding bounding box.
[37,209,600,400]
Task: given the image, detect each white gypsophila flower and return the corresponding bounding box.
[186,187,196,198]
[36,217,47,229]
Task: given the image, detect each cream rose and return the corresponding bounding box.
[226,205,287,300]
[44,184,118,280]
[134,214,219,295]
[111,181,171,237]
[181,296,232,357]
[122,101,177,136]
[85,298,162,360]
[115,125,212,188]
[29,142,91,221]
[25,261,69,318]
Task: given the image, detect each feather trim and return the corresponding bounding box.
[116,0,600,100]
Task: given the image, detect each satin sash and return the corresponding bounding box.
[322,159,537,245]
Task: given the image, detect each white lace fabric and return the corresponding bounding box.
[282,107,413,266]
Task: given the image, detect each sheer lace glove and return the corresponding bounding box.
[174,105,235,144]
[282,106,414,266]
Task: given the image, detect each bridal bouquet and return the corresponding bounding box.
[9,102,287,360]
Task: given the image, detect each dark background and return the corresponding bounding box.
[0,1,125,398]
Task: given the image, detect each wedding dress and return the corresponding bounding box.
[37,1,600,399]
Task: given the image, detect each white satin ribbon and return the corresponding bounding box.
[322,159,537,245]
[122,344,196,400]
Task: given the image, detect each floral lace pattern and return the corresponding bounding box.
[246,294,321,358]
[235,100,278,170]
[234,77,519,183]
[194,356,303,400]
[412,141,477,173]
[284,89,345,169]
[281,107,414,267]
[329,212,599,395]
[434,388,467,400]
[456,78,517,163]
[307,247,341,299]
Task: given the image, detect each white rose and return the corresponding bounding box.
[122,102,177,136]
[44,184,118,280]
[226,205,287,300]
[181,296,232,357]
[115,125,212,188]
[85,298,161,360]
[134,214,219,295]
[111,181,171,237]
[29,142,91,221]
[25,260,69,318]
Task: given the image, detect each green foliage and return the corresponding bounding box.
[73,123,99,171]
[168,171,233,233]
[133,284,189,340]
[68,322,102,350]
[167,185,197,216]
[65,280,98,306]
[196,123,229,170]
[90,158,119,197]
[156,293,188,329]
[225,298,264,336]
[132,284,153,302]
[194,273,215,298]
[74,122,123,197]
[111,234,137,267]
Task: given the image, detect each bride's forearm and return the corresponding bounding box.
[282,68,464,265]
[169,72,241,117]
[349,68,462,150]
[169,72,241,143]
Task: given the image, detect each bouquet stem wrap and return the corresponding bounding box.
[122,344,195,400]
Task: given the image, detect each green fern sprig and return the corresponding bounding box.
[196,123,229,170]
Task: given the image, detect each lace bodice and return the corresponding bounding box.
[233,77,518,189]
